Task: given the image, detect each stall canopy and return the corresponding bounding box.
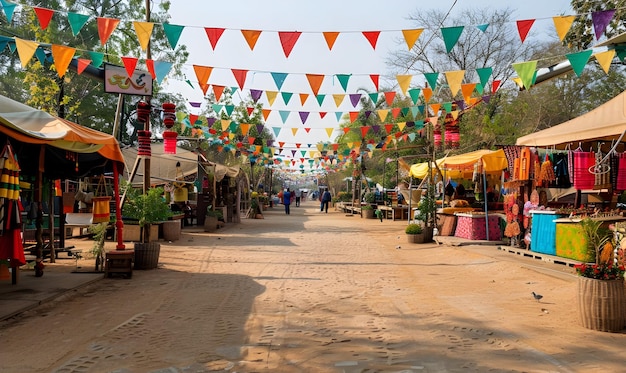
[516,90,626,148]
[122,143,240,185]
[410,149,508,179]
[0,94,124,178]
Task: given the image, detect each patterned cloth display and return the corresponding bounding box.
[454,215,501,241]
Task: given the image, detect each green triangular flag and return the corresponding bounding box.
[279,110,290,123]
[316,94,325,106]
[411,106,420,118]
[441,26,464,53]
[162,23,184,49]
[88,51,104,67]
[512,60,538,90]
[336,74,351,92]
[475,84,484,95]
[401,107,410,117]
[1,2,16,23]
[212,104,223,113]
[368,92,379,103]
[67,12,90,36]
[417,105,425,115]
[281,92,293,105]
[442,102,452,113]
[228,121,238,132]
[476,24,489,33]
[424,72,439,91]
[335,112,343,121]
[272,127,281,137]
[35,47,47,65]
[408,88,421,105]
[476,67,492,89]
[566,49,593,77]
[224,105,235,116]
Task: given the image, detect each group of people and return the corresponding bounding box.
[279,187,332,214]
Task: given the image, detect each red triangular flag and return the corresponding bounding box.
[370,74,379,91]
[213,85,225,101]
[204,27,225,49]
[146,59,156,79]
[362,31,380,49]
[76,58,91,75]
[246,107,254,116]
[97,17,120,46]
[121,56,138,77]
[278,31,302,58]
[385,124,394,134]
[492,80,501,93]
[189,114,199,125]
[319,112,327,119]
[304,128,311,133]
[343,127,351,134]
[349,112,359,122]
[231,69,248,90]
[516,19,535,43]
[360,126,370,138]
[384,91,396,106]
[33,7,54,30]
[391,108,401,119]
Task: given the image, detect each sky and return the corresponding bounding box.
[164,0,575,152]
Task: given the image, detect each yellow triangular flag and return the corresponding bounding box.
[402,28,423,50]
[512,77,523,89]
[347,142,353,149]
[291,128,298,136]
[240,123,250,135]
[221,119,230,131]
[461,83,477,104]
[265,91,278,106]
[444,70,465,97]
[594,50,616,74]
[14,38,39,68]
[51,44,76,77]
[396,75,412,95]
[133,21,154,51]
[552,15,576,42]
[332,94,345,107]
[325,128,334,138]
[451,110,459,120]
[397,122,406,131]
[377,109,389,122]
[229,133,236,141]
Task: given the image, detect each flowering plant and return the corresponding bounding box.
[574,263,625,280]
[574,218,626,280]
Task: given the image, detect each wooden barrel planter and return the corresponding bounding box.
[577,276,625,332]
[134,242,161,270]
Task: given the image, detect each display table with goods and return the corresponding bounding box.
[529,210,568,255]
[454,212,502,241]
[554,213,626,261]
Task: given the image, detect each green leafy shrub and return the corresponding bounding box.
[405,223,423,234]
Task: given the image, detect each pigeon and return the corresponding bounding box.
[395,245,401,250]
[532,292,543,302]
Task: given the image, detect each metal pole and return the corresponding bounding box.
[483,168,490,241]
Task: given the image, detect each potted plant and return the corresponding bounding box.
[405,223,424,243]
[574,218,626,332]
[122,184,173,270]
[204,207,223,232]
[415,185,437,243]
[361,204,375,219]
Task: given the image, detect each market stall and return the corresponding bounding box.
[0,94,125,282]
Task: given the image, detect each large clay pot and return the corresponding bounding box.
[134,242,161,270]
[577,276,625,332]
[407,233,425,244]
[363,208,375,219]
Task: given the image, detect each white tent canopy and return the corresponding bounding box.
[516,90,626,148]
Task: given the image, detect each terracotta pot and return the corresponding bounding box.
[577,276,625,332]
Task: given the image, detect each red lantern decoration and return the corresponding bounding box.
[137,130,152,157]
[162,102,176,129]
[163,131,177,154]
[136,101,151,124]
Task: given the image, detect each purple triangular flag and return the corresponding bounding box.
[299,111,310,124]
[207,117,216,127]
[189,101,201,108]
[349,93,361,107]
[482,95,491,104]
[406,121,415,128]
[256,123,264,133]
[454,100,466,110]
[371,125,380,134]
[250,89,263,103]
[291,150,297,157]
[365,111,373,119]
[266,139,274,146]
[592,10,616,40]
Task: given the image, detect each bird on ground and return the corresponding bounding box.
[532,292,543,302]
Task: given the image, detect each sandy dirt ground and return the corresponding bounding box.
[1,199,626,373]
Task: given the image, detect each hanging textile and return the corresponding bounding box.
[92,175,111,223]
[0,142,25,267]
[573,149,595,190]
[610,153,619,191]
[617,153,626,191]
[553,152,571,188]
[539,154,556,187]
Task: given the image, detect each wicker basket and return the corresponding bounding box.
[577,276,625,332]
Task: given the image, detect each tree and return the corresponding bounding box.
[564,0,626,50]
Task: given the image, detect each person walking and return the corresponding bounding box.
[320,188,331,213]
[283,188,292,215]
[295,189,302,207]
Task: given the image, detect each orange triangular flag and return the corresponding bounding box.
[391,108,401,119]
[133,21,154,52]
[516,19,535,43]
[232,69,248,90]
[402,28,423,50]
[51,44,76,77]
[370,75,379,91]
[422,87,433,102]
[146,59,155,79]
[241,30,262,50]
[299,93,309,105]
[97,17,120,46]
[247,136,256,145]
[323,31,340,50]
[240,123,250,135]
[343,127,351,134]
[461,83,477,104]
[262,109,271,121]
[349,112,359,122]
[429,104,440,116]
[360,126,370,138]
[332,94,345,107]
[33,7,54,30]
[552,15,576,41]
[594,50,616,74]
[199,83,209,95]
[121,56,138,78]
[213,85,225,101]
[76,58,91,74]
[362,31,380,49]
[384,91,396,106]
[193,65,213,86]
[306,74,324,95]
[204,27,225,49]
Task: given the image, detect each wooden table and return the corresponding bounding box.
[104,250,134,278]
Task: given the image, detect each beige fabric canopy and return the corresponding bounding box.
[516,90,626,148]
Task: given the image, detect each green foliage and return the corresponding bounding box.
[565,0,626,50]
[335,191,353,202]
[580,217,612,265]
[88,222,109,258]
[416,186,437,227]
[122,184,173,228]
[363,192,376,203]
[405,223,423,234]
[206,209,224,220]
[361,205,373,210]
